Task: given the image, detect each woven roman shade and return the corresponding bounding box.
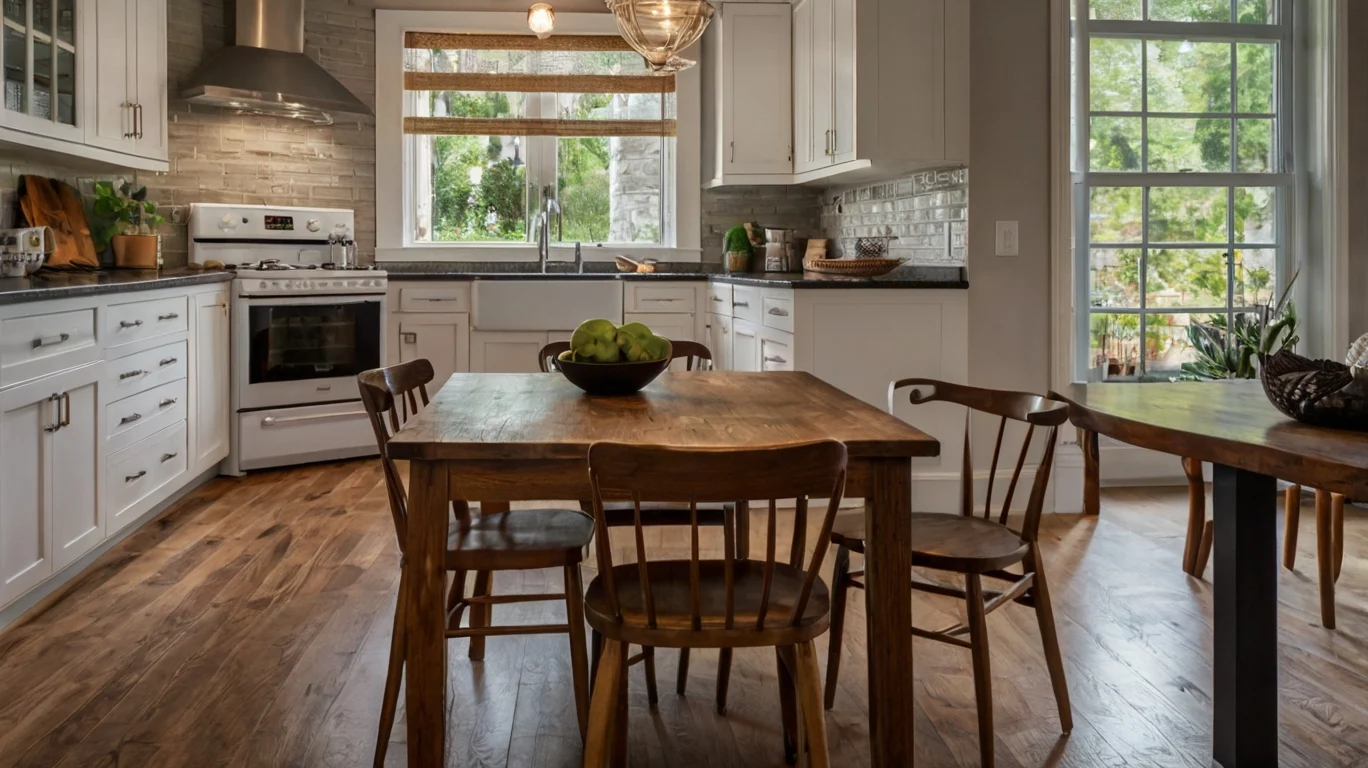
[403,32,675,138]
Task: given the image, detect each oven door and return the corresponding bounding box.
[236,293,384,410]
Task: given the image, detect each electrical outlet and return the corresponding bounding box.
[995,221,1019,256]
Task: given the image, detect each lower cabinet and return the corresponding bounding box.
[706,312,731,372]
[107,421,187,536]
[470,331,556,373]
[397,313,470,387]
[0,361,104,607]
[191,289,230,475]
[731,318,761,372]
[623,311,695,370]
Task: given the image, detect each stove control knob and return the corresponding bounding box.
[257,281,267,291]
[219,214,238,232]
[306,218,321,233]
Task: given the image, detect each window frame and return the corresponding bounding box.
[1071,0,1295,379]
[375,10,702,264]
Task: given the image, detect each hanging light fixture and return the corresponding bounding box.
[527,3,556,39]
[605,0,716,73]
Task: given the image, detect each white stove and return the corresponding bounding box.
[189,204,386,476]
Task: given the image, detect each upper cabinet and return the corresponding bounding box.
[0,0,167,172]
[702,3,794,188]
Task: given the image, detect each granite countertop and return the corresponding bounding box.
[385,266,968,289]
[385,270,709,282]
[709,270,968,289]
[0,268,234,306]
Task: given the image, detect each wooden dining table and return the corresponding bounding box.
[386,371,940,766]
[1055,381,1368,768]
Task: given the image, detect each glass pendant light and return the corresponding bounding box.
[527,3,556,39]
[605,0,716,73]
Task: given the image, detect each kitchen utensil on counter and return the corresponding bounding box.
[615,255,658,273]
[763,227,796,272]
[329,232,358,268]
[0,226,55,277]
[855,236,897,259]
[805,238,829,260]
[803,255,904,278]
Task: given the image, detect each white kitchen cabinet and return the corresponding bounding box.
[758,326,794,372]
[191,289,230,476]
[703,2,793,186]
[0,360,103,606]
[706,312,731,372]
[470,331,550,374]
[398,313,470,389]
[0,0,84,145]
[84,0,165,163]
[731,318,760,373]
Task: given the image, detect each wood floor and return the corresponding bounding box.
[2,460,1367,767]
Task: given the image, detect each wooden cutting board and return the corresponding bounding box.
[18,175,99,269]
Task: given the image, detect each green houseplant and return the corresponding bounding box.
[723,225,752,273]
[93,180,165,269]
[1179,267,1299,380]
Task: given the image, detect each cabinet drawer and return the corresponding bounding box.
[106,377,186,452]
[730,285,762,324]
[103,340,187,401]
[106,296,189,348]
[761,290,795,333]
[759,328,795,372]
[626,283,698,313]
[0,307,100,388]
[706,282,733,316]
[108,420,187,535]
[398,284,472,313]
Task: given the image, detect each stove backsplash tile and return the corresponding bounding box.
[820,167,968,266]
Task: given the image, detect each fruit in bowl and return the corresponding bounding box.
[554,319,674,395]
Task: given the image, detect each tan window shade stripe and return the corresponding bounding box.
[404,32,635,52]
[404,71,675,95]
[404,117,678,138]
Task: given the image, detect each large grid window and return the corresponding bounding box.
[1073,0,1291,379]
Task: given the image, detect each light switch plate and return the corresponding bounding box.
[995,221,1019,256]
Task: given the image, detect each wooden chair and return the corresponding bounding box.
[822,379,1073,768]
[357,359,596,766]
[540,338,742,712]
[582,440,849,768]
[1181,462,1347,628]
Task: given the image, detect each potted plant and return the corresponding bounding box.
[93,180,165,269]
[723,225,752,273]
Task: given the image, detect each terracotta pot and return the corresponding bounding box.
[726,250,751,273]
[112,234,160,269]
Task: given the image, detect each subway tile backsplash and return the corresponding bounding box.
[820,167,969,266]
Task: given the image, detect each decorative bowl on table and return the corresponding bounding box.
[554,350,671,396]
[1259,348,1368,431]
[553,319,673,396]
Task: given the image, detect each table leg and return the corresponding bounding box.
[405,460,450,767]
[1079,428,1100,516]
[863,458,914,765]
[1211,464,1278,767]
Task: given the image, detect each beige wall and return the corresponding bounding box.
[1349,1,1368,341]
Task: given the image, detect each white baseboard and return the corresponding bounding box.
[1053,438,1207,513]
[904,467,1054,515]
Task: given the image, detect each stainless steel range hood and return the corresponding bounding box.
[181,0,372,124]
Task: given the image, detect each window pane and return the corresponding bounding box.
[1233,187,1275,243]
[1149,0,1230,22]
[57,0,73,44]
[429,91,526,119]
[558,137,612,243]
[1142,313,1197,373]
[559,135,664,244]
[1090,248,1141,307]
[1146,117,1230,172]
[1090,37,1142,112]
[1237,0,1276,24]
[1147,40,1231,114]
[1236,118,1273,172]
[421,136,528,243]
[1233,248,1276,307]
[1090,0,1141,19]
[1236,43,1275,113]
[1148,187,1228,242]
[3,0,20,24]
[1089,312,1142,375]
[1146,249,1229,308]
[1090,187,1143,243]
[1090,116,1140,171]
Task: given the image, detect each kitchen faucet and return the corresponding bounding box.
[534,184,560,273]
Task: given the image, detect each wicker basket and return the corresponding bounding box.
[803,256,904,278]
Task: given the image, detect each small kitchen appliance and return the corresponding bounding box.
[0,226,54,277]
[189,203,386,475]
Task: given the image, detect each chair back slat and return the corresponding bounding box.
[789,496,808,568]
[587,441,847,634]
[357,359,436,554]
[891,378,1069,541]
[722,506,737,629]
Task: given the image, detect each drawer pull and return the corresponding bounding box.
[645,298,681,302]
[262,409,366,428]
[767,307,790,317]
[119,369,146,380]
[33,332,70,349]
[159,397,178,408]
[43,393,61,432]
[119,319,144,329]
[125,470,147,483]
[159,357,178,367]
[421,297,455,302]
[120,413,143,425]
[161,452,179,463]
[764,355,788,364]
[711,296,724,303]
[158,312,180,321]
[733,301,750,308]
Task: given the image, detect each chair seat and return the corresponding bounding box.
[445,508,595,571]
[831,512,1029,574]
[597,501,734,529]
[584,559,831,649]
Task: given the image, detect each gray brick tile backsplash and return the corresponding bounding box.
[821,168,968,266]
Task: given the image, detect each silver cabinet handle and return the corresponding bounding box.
[262,410,366,428]
[733,301,750,308]
[764,355,788,364]
[711,296,724,303]
[125,470,146,482]
[43,393,61,432]
[767,307,790,317]
[730,140,735,163]
[159,397,178,408]
[122,101,134,138]
[161,452,178,463]
[33,332,70,349]
[60,392,70,427]
[119,319,143,329]
[120,413,143,425]
[735,330,756,339]
[158,312,179,321]
[135,103,144,139]
[119,369,146,380]
[159,357,178,367]
[401,332,418,344]
[645,298,682,303]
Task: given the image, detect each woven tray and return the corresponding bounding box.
[803,256,904,278]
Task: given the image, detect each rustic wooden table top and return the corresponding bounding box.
[386,371,942,462]
[1055,380,1368,499]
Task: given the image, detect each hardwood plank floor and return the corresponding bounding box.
[2,460,1367,766]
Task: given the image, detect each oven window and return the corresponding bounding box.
[247,302,381,384]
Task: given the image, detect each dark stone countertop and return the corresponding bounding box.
[384,270,711,282]
[708,270,969,289]
[0,268,234,306]
[385,266,968,289]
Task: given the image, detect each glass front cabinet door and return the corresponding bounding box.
[2,0,82,142]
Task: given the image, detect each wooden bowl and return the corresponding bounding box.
[553,349,672,396]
